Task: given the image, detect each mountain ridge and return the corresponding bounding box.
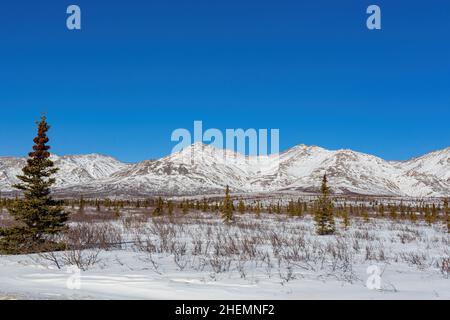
[1,144,449,198]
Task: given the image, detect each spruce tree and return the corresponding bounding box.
[238,199,246,214]
[78,196,85,214]
[153,197,164,216]
[444,198,449,233]
[287,200,295,216]
[201,198,209,212]
[0,116,68,254]
[167,200,174,216]
[182,200,189,214]
[254,201,261,217]
[342,207,350,229]
[424,205,432,225]
[221,185,233,223]
[389,205,397,221]
[314,174,335,235]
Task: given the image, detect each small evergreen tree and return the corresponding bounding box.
[167,200,174,216]
[201,198,209,212]
[287,200,295,216]
[389,205,397,221]
[314,174,335,235]
[423,205,432,225]
[238,200,246,214]
[0,116,68,254]
[362,208,369,223]
[342,208,350,229]
[431,204,439,224]
[182,200,189,214]
[153,197,164,216]
[221,185,233,223]
[78,196,85,214]
[113,206,121,218]
[444,198,449,233]
[254,201,261,217]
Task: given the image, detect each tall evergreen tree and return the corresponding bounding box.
[314,174,335,235]
[0,116,68,254]
[221,185,233,223]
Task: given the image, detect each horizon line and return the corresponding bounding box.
[1,142,449,164]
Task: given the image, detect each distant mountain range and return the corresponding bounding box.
[1,143,450,198]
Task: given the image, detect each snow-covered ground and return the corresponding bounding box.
[0,212,449,300]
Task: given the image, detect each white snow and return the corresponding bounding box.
[0,213,448,300]
[1,144,450,197]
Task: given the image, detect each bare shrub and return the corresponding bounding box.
[39,222,122,271]
[436,257,449,278]
[400,251,428,270]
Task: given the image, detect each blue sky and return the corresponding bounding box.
[0,0,449,162]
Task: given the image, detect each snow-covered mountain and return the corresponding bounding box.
[0,154,128,192]
[1,144,449,197]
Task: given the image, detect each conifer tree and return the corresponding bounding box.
[407,206,416,223]
[389,205,397,221]
[254,201,261,217]
[221,185,233,223]
[431,204,439,224]
[78,196,85,214]
[167,200,174,216]
[275,202,281,214]
[0,116,68,254]
[153,197,164,216]
[362,208,369,223]
[201,198,209,212]
[424,205,432,225]
[342,207,350,229]
[314,174,335,235]
[182,200,189,214]
[297,199,303,216]
[238,199,246,215]
[114,206,121,218]
[287,200,295,216]
[399,201,406,219]
[443,198,449,233]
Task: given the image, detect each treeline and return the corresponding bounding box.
[12,193,445,228]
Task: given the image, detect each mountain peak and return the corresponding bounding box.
[1,144,449,197]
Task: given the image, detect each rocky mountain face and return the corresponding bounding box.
[1,144,449,198]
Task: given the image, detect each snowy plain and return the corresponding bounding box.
[0,211,448,300]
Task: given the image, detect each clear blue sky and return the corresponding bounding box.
[0,0,449,162]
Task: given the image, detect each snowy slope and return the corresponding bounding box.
[394,147,450,182]
[0,154,128,192]
[1,144,450,197]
